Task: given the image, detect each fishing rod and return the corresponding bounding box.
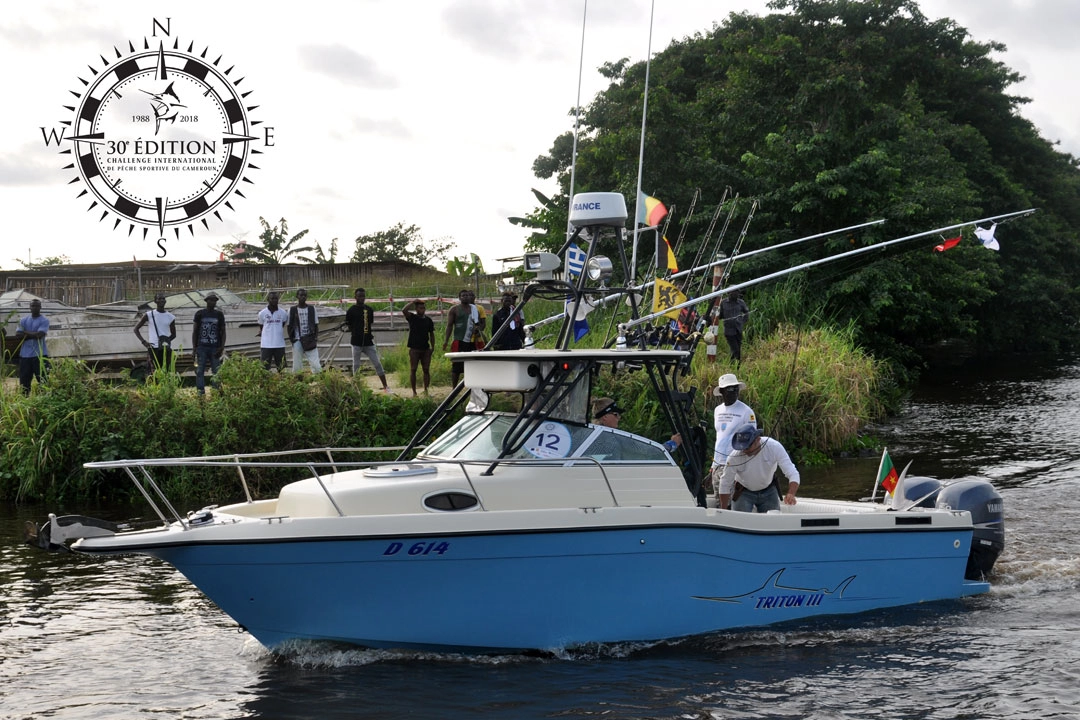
[693,192,740,299]
[689,189,730,298]
[696,198,758,360]
[624,208,1038,330]
[717,198,758,290]
[672,188,700,259]
[525,217,889,332]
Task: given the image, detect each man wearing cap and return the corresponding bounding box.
[192,292,226,395]
[717,424,800,512]
[592,397,683,451]
[711,373,757,481]
[592,397,624,428]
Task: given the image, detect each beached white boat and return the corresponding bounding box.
[3,287,346,370]
[36,193,1005,653]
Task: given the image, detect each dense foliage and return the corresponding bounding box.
[1,358,437,504]
[351,222,456,268]
[525,0,1080,374]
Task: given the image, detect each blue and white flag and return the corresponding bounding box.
[565,243,586,278]
[565,295,595,342]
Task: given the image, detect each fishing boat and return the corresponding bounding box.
[35,193,1005,653]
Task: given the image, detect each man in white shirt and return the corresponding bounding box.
[711,373,756,481]
[718,424,800,512]
[257,291,289,372]
[133,292,177,372]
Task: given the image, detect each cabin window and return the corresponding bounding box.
[423,414,491,458]
[420,414,673,465]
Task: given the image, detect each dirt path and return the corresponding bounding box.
[361,371,451,400]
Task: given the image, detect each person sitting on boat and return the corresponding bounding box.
[717,424,799,512]
[711,373,757,485]
[592,397,623,428]
[592,397,682,451]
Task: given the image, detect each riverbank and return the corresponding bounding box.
[1,322,884,503]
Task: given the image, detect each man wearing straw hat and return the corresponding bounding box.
[710,373,756,489]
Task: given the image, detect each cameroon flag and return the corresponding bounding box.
[878,449,899,494]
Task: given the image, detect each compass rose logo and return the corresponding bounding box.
[39,18,275,258]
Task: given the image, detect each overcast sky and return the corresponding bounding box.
[2,0,1076,274]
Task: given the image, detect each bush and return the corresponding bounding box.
[0,357,438,503]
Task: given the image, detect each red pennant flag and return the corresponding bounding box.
[934,236,961,252]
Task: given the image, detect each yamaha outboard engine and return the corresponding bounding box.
[901,476,943,508]
[936,479,1005,581]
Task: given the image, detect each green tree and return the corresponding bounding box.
[13,255,71,269]
[526,0,1080,371]
[311,238,339,264]
[350,223,455,267]
[224,217,317,264]
[446,253,484,277]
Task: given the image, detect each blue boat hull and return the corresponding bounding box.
[142,523,986,651]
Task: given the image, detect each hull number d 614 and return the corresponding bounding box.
[383,541,450,556]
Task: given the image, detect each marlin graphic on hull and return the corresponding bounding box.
[695,569,857,610]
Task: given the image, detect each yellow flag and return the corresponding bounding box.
[653,277,687,320]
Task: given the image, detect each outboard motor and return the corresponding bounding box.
[936,479,1005,580]
[901,476,943,508]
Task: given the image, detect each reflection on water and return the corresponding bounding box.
[2,355,1080,718]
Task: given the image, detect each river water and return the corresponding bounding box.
[2,356,1079,719]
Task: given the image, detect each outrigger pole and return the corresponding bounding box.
[564,0,588,239]
[628,0,657,281]
[624,208,1038,330]
[525,217,887,332]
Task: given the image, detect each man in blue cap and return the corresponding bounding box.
[717,424,800,512]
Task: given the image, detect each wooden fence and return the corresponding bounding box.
[0,261,509,308]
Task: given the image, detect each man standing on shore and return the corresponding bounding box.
[345,287,390,392]
[256,291,289,372]
[720,290,750,363]
[192,293,226,395]
[16,298,49,394]
[491,292,525,350]
[442,288,485,388]
[402,299,435,396]
[133,292,177,372]
[288,288,322,374]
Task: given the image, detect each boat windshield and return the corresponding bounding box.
[421,414,673,464]
[159,289,246,309]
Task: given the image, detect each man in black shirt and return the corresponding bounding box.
[192,293,226,395]
[402,299,436,396]
[344,287,390,392]
[491,292,525,350]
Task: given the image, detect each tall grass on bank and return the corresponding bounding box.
[0,358,438,504]
[593,322,886,463]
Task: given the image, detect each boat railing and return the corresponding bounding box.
[85,447,413,528]
[84,448,622,528]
